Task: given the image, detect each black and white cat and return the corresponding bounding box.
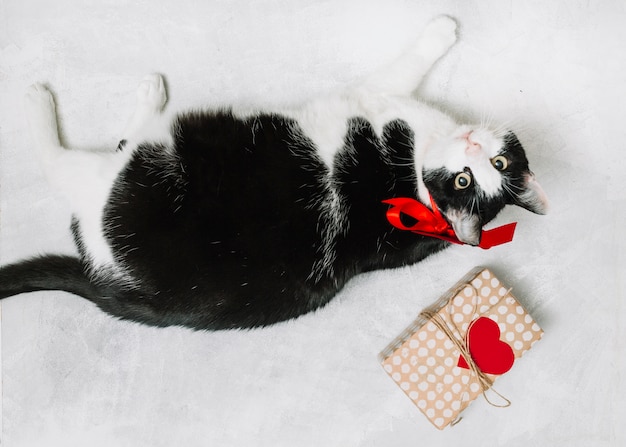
[0,17,548,330]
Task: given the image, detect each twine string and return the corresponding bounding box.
[419,284,511,409]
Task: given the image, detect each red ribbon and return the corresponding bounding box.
[382,197,517,249]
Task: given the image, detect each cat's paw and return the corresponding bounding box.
[25,83,56,116]
[24,83,60,145]
[419,15,458,60]
[136,74,167,112]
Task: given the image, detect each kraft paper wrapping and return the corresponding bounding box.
[380,267,543,430]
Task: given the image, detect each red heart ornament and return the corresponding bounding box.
[457,317,515,375]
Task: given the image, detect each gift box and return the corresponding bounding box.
[379,267,543,430]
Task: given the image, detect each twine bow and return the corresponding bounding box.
[420,285,511,410]
[382,196,517,249]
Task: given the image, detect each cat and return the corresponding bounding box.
[0,16,548,330]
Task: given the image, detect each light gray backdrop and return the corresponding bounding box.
[1,1,624,446]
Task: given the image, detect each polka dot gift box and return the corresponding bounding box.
[379,267,543,430]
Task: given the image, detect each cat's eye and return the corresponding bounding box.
[454,172,472,190]
[491,155,508,171]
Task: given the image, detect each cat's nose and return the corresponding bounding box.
[463,131,482,155]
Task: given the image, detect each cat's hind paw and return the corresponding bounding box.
[24,83,60,146]
[136,74,167,113]
[25,83,56,117]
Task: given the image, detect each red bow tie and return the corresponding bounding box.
[382,197,517,249]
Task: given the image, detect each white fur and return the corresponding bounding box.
[359,15,458,97]
[122,74,173,149]
[25,16,502,276]
[279,16,460,276]
[24,75,171,273]
[284,16,459,173]
[423,125,509,197]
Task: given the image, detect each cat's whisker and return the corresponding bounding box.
[501,179,526,202]
[2,17,547,331]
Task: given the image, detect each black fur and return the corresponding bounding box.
[1,112,523,330]
[422,132,533,225]
[0,255,101,300]
[99,113,447,329]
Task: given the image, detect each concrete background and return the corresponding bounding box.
[1,1,624,445]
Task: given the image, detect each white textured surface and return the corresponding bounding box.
[1,1,624,446]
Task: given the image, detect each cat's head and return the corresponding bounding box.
[421,126,548,246]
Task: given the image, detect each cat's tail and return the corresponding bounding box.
[0,255,103,301]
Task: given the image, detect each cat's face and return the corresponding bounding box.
[422,126,548,245]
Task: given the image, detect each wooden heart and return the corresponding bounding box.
[457,317,515,375]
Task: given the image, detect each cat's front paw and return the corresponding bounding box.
[419,15,458,60]
[136,74,167,112]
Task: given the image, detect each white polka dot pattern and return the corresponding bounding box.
[381,268,543,430]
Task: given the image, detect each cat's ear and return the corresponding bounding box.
[515,173,549,215]
[444,209,482,246]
